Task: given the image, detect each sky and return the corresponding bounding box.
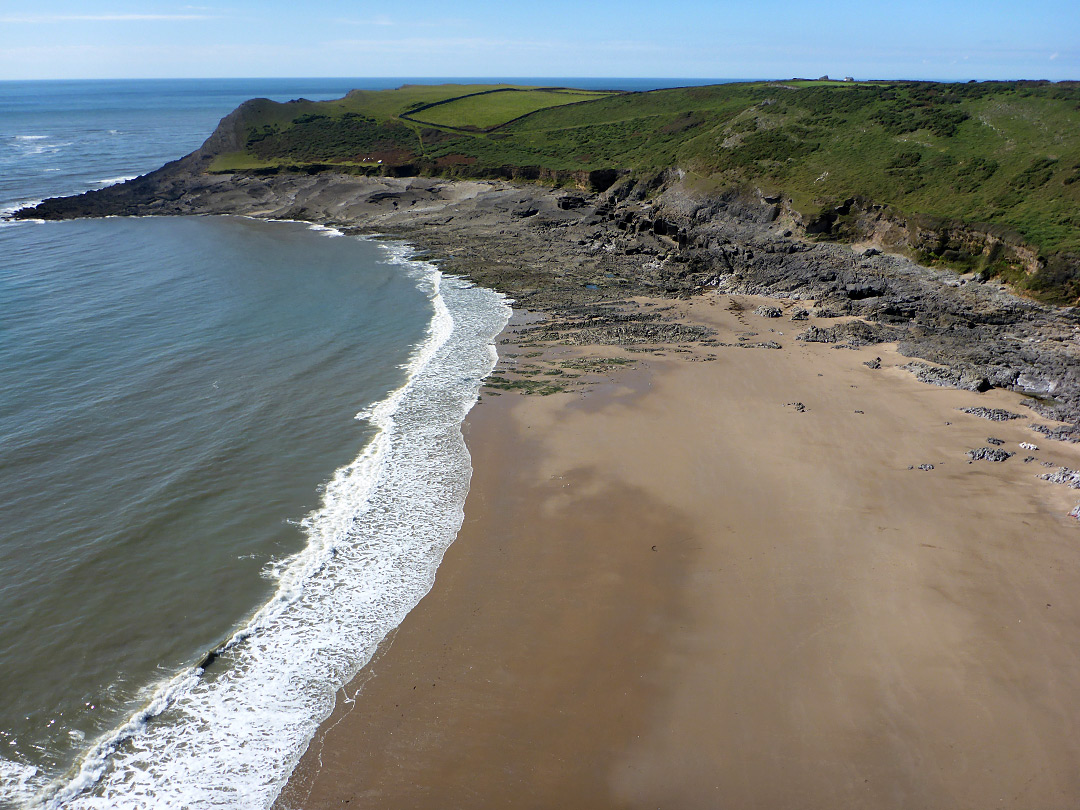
[0,0,1076,81]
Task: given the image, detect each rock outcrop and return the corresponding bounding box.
[11,119,1080,428]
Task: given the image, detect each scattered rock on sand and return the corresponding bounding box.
[987,437,1004,446]
[785,402,806,412]
[1020,442,1038,451]
[907,363,990,392]
[968,447,1014,462]
[918,464,935,471]
[864,357,881,369]
[959,407,1023,421]
[1040,467,1080,488]
[1029,423,1080,443]
[755,305,782,318]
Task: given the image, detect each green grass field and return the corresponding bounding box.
[207,80,1080,302]
[404,88,617,130]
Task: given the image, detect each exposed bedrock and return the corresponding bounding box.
[14,166,1080,426]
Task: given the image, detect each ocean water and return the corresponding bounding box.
[0,76,735,808]
[0,79,512,808]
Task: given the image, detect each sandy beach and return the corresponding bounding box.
[275,293,1080,810]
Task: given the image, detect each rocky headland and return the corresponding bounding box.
[15,155,1080,432]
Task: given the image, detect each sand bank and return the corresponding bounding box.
[276,294,1080,810]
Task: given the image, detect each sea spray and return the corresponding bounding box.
[19,242,510,810]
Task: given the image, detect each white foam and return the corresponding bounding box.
[10,138,73,156]
[306,223,344,237]
[1,199,43,217]
[90,176,138,189]
[19,235,510,810]
[0,199,45,226]
[0,759,43,805]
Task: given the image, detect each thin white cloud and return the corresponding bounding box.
[334,15,395,26]
[0,14,213,23]
[1050,52,1059,60]
[325,36,669,56]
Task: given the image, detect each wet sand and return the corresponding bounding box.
[276,295,1080,810]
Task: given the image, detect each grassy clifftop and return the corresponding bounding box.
[207,80,1080,303]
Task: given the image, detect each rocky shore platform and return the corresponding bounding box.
[15,164,1080,430]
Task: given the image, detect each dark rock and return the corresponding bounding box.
[798,326,838,343]
[845,281,886,299]
[905,363,991,392]
[967,447,1014,462]
[754,305,782,318]
[1029,423,1079,443]
[959,407,1022,421]
[790,308,809,321]
[1040,467,1080,488]
[864,357,881,369]
[986,437,1005,446]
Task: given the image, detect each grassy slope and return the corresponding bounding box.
[405,89,617,130]
[209,80,1080,301]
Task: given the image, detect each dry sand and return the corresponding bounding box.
[276,295,1080,810]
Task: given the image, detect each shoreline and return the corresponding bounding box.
[275,292,1080,809]
[15,165,1080,806]
[16,169,1080,428]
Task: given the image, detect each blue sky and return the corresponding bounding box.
[0,0,1076,81]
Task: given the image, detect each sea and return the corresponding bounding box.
[0,76,734,808]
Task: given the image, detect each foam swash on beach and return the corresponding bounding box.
[0,79,506,809]
[25,249,508,809]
